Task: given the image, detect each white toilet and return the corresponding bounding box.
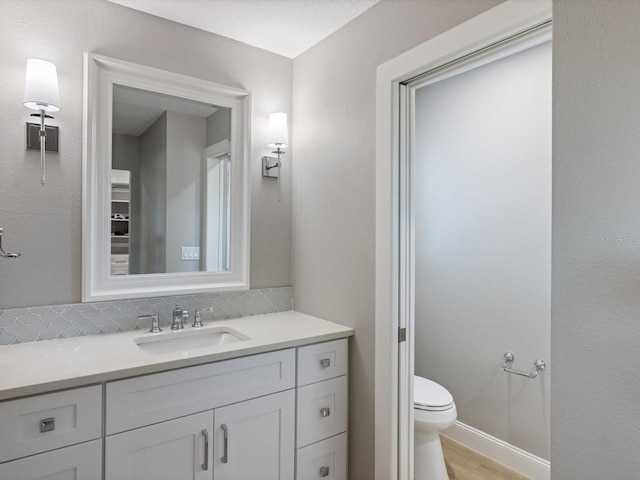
[414,375,457,480]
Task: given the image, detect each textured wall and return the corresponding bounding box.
[552,1,640,477]
[292,1,502,478]
[414,41,551,459]
[0,0,292,309]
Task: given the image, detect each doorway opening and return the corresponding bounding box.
[374,2,552,479]
[409,36,551,480]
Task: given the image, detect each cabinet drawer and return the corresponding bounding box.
[0,385,102,463]
[106,348,295,434]
[0,439,102,480]
[110,254,129,265]
[297,376,348,448]
[297,339,348,387]
[111,265,129,275]
[296,433,347,480]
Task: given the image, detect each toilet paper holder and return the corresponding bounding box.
[501,352,546,379]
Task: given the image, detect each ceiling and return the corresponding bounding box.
[107,0,381,58]
[112,85,220,136]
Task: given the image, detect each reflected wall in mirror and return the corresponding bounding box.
[83,53,250,302]
[111,85,231,275]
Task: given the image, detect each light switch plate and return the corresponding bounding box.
[181,246,200,260]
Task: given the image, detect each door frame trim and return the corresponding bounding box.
[374,2,552,479]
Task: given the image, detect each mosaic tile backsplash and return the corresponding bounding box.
[0,287,292,345]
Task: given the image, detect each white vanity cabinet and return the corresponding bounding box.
[104,348,297,480]
[0,332,350,480]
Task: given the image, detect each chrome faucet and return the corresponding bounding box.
[171,304,187,330]
[193,307,214,328]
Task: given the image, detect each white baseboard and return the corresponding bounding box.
[442,421,550,480]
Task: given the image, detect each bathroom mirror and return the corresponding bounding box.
[82,53,250,301]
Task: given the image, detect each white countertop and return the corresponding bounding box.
[0,311,353,401]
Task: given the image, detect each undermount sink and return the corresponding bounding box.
[134,327,249,354]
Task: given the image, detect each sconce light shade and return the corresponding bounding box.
[24,59,60,112]
[267,112,288,148]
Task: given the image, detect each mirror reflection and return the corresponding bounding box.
[111,84,231,275]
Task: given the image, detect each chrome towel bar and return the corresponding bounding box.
[501,352,546,379]
[0,228,21,258]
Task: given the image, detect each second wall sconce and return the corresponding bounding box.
[262,112,288,179]
[24,58,60,186]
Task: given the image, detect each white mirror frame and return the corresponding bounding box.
[82,53,251,302]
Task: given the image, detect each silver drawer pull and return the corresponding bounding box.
[320,358,331,368]
[201,429,209,471]
[320,407,331,418]
[320,466,330,477]
[40,418,55,433]
[221,423,229,464]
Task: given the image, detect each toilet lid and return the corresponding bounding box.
[414,376,453,410]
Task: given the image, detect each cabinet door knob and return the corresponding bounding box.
[320,358,331,368]
[40,417,55,433]
[320,466,330,477]
[320,407,331,418]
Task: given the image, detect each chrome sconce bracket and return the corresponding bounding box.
[26,122,59,152]
[262,155,280,178]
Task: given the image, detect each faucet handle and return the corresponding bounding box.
[193,307,214,328]
[139,313,162,333]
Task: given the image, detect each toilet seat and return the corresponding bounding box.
[414,376,453,411]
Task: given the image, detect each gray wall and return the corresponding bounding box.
[552,1,640,477]
[292,1,502,478]
[414,41,551,460]
[139,113,167,274]
[0,0,292,308]
[206,108,232,147]
[165,111,205,273]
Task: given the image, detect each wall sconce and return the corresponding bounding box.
[24,58,60,186]
[262,112,288,179]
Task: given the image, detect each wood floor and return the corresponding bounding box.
[441,436,531,480]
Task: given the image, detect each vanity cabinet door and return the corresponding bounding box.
[214,389,295,480]
[105,411,213,480]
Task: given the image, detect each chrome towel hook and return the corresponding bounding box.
[501,352,546,379]
[0,228,21,258]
